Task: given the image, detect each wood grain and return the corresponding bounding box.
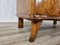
[36,0,60,17]
[0,22,60,45]
[29,20,42,42]
[17,0,60,17]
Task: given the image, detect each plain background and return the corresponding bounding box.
[0,0,17,22]
[0,0,41,22]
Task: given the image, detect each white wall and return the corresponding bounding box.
[0,0,17,22]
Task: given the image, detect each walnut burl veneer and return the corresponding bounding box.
[17,0,60,42]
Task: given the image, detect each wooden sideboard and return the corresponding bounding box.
[17,0,60,42]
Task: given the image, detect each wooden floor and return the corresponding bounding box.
[0,21,60,45]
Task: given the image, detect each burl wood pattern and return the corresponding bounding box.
[17,0,60,42]
[36,0,60,16]
[17,0,60,17]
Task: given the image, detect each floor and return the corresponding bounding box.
[0,21,60,45]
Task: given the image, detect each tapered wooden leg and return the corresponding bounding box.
[18,17,23,28]
[29,20,42,42]
[53,20,57,25]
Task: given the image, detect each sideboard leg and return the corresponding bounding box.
[18,17,24,28]
[53,20,57,25]
[29,20,42,42]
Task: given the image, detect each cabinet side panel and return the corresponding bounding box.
[17,0,31,15]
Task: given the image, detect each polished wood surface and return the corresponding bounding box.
[36,0,60,16]
[17,15,60,20]
[17,0,60,16]
[17,0,60,42]
[18,17,24,28]
[29,20,42,42]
